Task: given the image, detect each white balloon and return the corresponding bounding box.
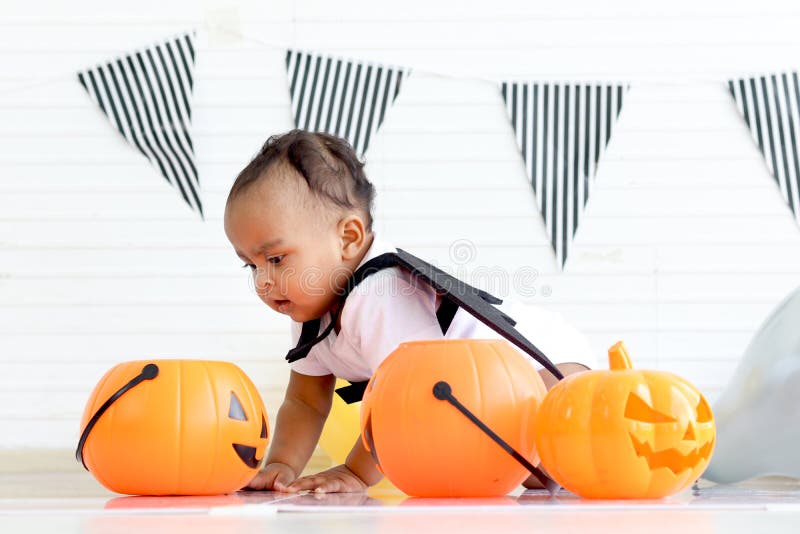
[703,286,800,483]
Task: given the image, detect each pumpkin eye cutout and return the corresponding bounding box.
[624,392,676,423]
[260,415,268,439]
[696,397,712,423]
[228,392,248,421]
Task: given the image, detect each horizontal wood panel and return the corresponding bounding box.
[2,0,799,449]
[0,332,294,362]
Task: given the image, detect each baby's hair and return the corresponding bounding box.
[228,129,376,231]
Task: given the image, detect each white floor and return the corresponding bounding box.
[1,472,800,533]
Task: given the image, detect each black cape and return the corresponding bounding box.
[285,248,563,404]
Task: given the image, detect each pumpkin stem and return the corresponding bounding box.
[608,341,633,370]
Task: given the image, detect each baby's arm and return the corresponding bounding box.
[538,361,590,390]
[247,370,336,491]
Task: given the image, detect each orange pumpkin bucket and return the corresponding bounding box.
[360,339,549,497]
[77,360,269,496]
[535,341,716,499]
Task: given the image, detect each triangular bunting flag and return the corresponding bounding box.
[78,32,202,217]
[728,73,800,225]
[285,49,410,156]
[501,82,628,268]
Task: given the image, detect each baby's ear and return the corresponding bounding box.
[338,215,368,260]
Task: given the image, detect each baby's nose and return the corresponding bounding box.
[253,267,274,294]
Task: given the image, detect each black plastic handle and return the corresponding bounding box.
[75,363,159,470]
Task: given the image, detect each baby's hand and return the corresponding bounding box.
[246,462,297,492]
[285,464,368,494]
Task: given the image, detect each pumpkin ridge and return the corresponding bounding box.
[464,340,481,494]
[175,360,183,494]
[197,361,218,493]
[494,343,519,443]
[399,351,414,490]
[580,373,601,492]
[590,371,616,489]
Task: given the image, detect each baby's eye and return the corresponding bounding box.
[267,255,284,265]
[241,263,256,271]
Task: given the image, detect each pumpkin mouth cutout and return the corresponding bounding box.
[629,434,714,474]
[232,444,260,468]
[231,414,268,468]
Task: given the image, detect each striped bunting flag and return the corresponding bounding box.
[285,49,410,156]
[78,32,202,217]
[501,82,628,268]
[729,73,800,225]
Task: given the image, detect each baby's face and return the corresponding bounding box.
[224,175,348,323]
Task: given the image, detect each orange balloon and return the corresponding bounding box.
[360,339,548,497]
[535,341,716,499]
[78,360,269,495]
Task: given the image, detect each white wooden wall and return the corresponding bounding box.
[2,0,799,448]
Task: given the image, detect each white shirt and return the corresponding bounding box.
[289,234,596,381]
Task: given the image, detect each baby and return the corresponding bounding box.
[223,129,594,493]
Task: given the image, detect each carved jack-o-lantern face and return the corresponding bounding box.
[534,342,716,499]
[227,390,268,468]
[624,389,714,476]
[79,360,270,496]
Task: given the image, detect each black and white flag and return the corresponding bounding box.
[729,73,800,225]
[78,32,202,217]
[501,82,628,268]
[285,49,410,156]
